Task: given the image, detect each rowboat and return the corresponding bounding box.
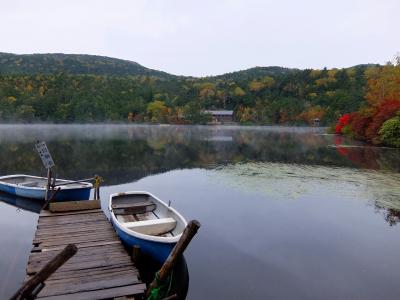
[109,191,187,263]
[0,174,92,201]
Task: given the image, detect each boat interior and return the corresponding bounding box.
[112,193,184,238]
[1,176,90,188]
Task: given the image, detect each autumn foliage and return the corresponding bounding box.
[335,59,400,147]
[364,100,400,143]
[348,112,371,140]
[335,114,351,133]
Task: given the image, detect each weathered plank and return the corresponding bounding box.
[45,265,138,281]
[38,215,107,227]
[38,213,105,223]
[36,284,147,300]
[38,275,141,297]
[40,209,103,217]
[35,240,121,253]
[37,221,109,230]
[35,224,113,236]
[33,229,116,243]
[42,269,138,285]
[49,200,101,212]
[33,232,118,246]
[28,244,127,262]
[28,249,129,266]
[28,254,132,274]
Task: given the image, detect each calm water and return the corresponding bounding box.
[1,124,400,299]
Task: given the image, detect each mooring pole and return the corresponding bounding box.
[146,220,201,298]
[44,168,52,203]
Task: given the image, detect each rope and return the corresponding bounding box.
[147,271,174,300]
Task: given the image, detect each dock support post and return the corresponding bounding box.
[10,244,78,300]
[132,245,142,266]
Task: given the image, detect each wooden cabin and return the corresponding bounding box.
[204,110,234,124]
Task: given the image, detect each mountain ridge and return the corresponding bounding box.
[0,52,173,78]
[0,52,309,79]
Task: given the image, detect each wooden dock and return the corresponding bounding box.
[24,203,146,299]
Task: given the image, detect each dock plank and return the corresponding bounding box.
[40,208,103,217]
[38,274,141,297]
[24,205,146,299]
[36,284,147,300]
[46,265,138,281]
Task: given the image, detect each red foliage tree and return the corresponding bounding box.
[349,112,372,140]
[335,113,351,133]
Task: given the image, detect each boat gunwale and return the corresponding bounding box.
[0,174,93,190]
[109,191,187,244]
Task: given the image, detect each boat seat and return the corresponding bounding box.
[19,181,39,187]
[123,218,177,236]
[112,200,156,215]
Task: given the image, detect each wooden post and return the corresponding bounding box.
[10,244,78,300]
[44,168,52,203]
[95,185,100,200]
[132,245,141,266]
[41,187,61,211]
[93,175,102,200]
[146,220,201,297]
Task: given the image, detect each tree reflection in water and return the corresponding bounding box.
[0,124,399,224]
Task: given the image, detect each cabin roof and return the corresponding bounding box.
[204,110,234,116]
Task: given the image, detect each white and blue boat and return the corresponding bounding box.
[109,191,187,263]
[0,174,93,201]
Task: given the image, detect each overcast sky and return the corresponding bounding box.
[1,0,399,76]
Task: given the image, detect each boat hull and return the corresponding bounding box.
[0,174,92,201]
[112,218,176,263]
[0,183,91,201]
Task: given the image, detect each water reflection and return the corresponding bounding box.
[332,135,400,170]
[0,192,41,214]
[212,161,400,225]
[0,125,398,187]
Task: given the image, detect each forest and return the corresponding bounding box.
[0,52,383,125]
[334,58,400,148]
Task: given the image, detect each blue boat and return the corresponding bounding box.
[109,191,187,263]
[0,174,92,201]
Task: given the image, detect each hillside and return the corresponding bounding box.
[213,66,298,81]
[0,52,378,125]
[0,52,172,77]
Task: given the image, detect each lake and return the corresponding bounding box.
[1,124,400,299]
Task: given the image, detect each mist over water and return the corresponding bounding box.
[0,124,399,299]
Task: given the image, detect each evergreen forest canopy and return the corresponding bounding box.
[0,52,379,124]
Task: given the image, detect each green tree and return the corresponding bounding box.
[379,114,400,147]
[16,105,35,121]
[147,100,168,123]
